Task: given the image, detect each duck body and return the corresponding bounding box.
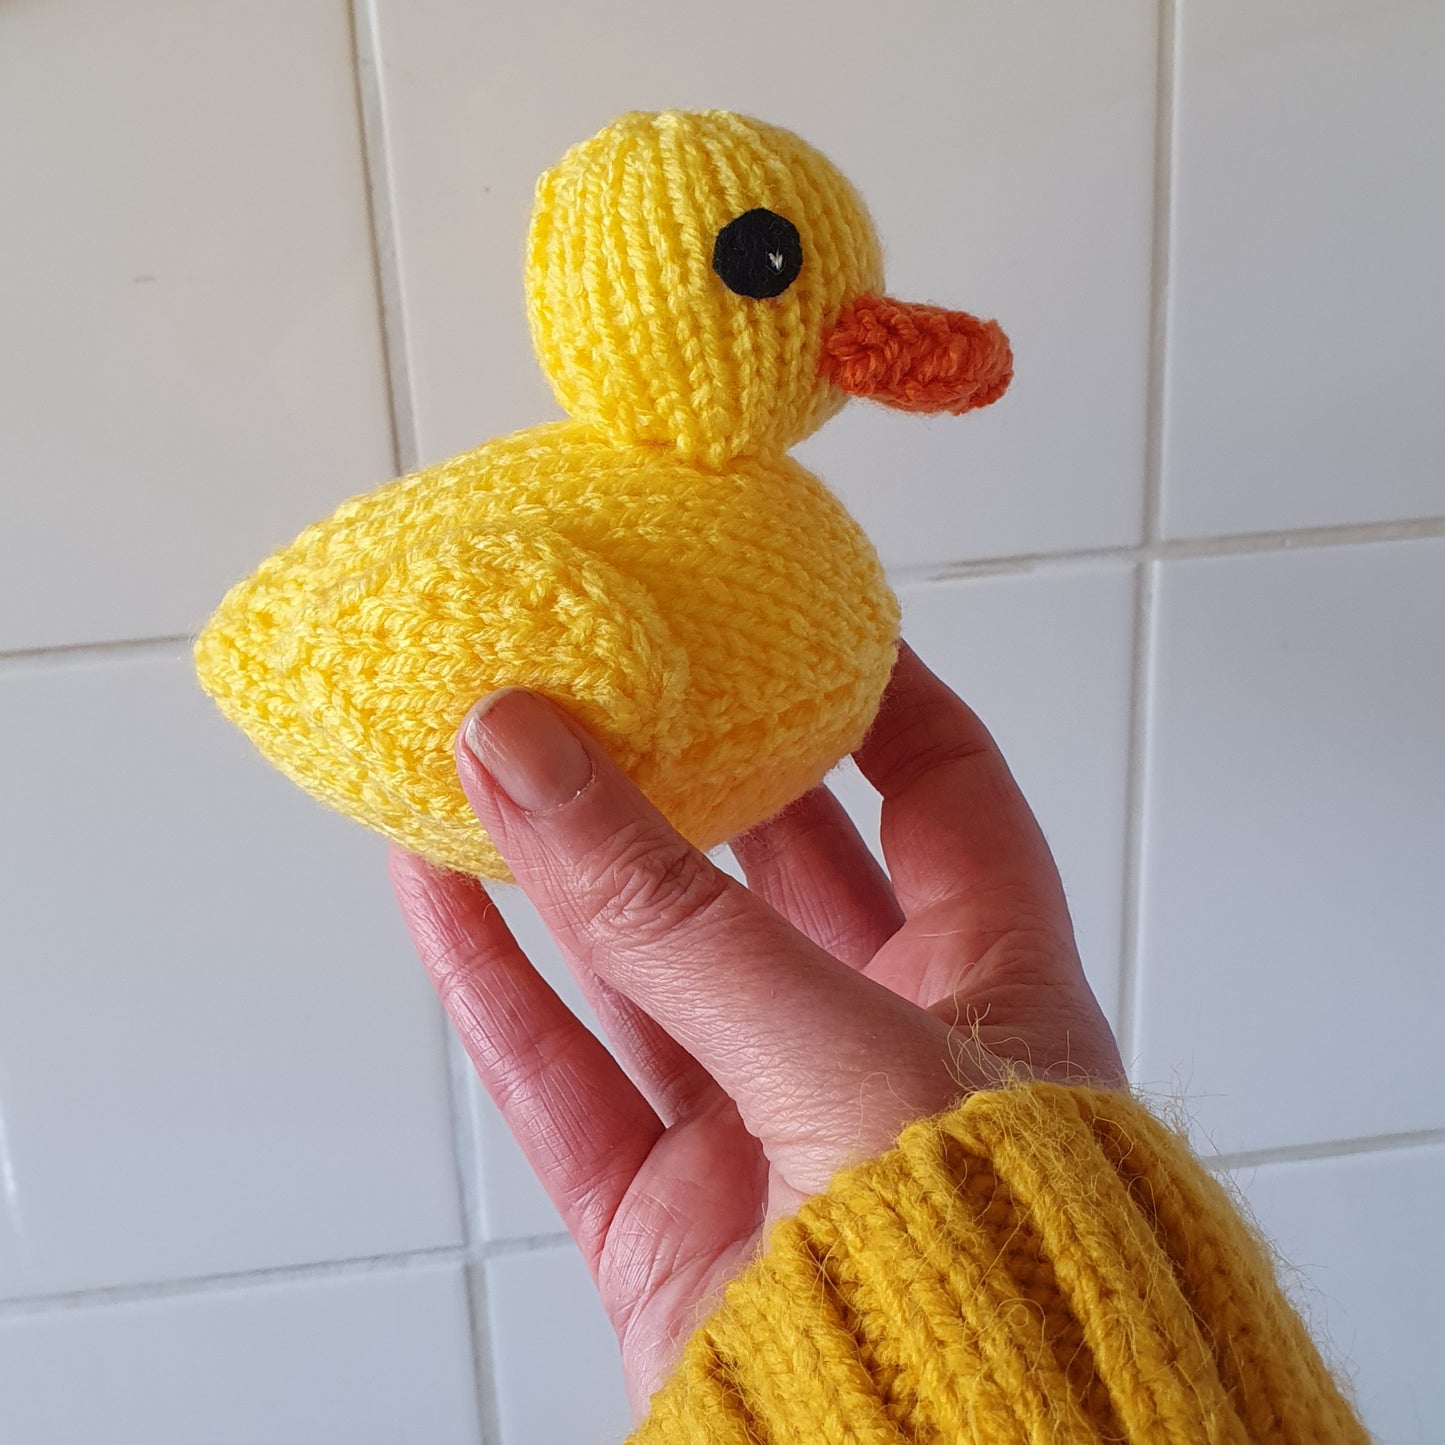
[196,420,900,877]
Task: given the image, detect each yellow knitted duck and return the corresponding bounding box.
[195,111,1012,878]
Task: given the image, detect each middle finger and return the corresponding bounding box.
[730,784,903,969]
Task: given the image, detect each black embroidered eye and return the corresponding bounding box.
[711,208,803,299]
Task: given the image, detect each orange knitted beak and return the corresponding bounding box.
[819,295,1013,414]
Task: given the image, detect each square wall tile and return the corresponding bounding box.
[0,651,462,1299]
[0,0,394,650]
[1136,539,1445,1153]
[486,1244,631,1445]
[1232,1145,1445,1445]
[373,0,1156,563]
[1164,1,1445,536]
[831,567,1136,1025]
[0,1263,481,1445]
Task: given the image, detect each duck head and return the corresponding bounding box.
[526,111,1012,470]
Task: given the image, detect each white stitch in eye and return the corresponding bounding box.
[768,251,784,271]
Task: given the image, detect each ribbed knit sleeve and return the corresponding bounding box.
[630,1083,1369,1444]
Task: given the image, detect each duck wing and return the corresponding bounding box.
[196,516,689,879]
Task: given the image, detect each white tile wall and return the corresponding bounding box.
[0,1263,482,1445]
[2,0,1440,1440]
[1135,539,1445,1156]
[1233,1144,1445,1445]
[0,0,395,652]
[485,1247,631,1444]
[0,651,462,1299]
[1163,0,1445,538]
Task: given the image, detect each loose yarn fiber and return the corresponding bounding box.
[195,111,1013,878]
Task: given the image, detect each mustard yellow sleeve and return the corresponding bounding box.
[630,1083,1369,1445]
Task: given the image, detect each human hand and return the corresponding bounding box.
[390,644,1124,1416]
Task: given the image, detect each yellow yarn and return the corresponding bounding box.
[194,110,909,877]
[633,1084,1371,1444]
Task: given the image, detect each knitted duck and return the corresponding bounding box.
[195,111,1012,879]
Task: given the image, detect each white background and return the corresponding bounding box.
[1,2,1441,1441]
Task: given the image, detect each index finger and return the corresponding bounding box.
[455,688,962,1163]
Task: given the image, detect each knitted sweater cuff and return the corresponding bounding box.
[631,1082,1368,1444]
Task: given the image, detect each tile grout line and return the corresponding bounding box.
[449,1037,506,1445]
[7,1125,1444,1318]
[1115,562,1156,1070]
[17,1127,1445,1319]
[478,1229,576,1260]
[1141,0,1175,558]
[0,1230,575,1323]
[346,6,503,1440]
[886,512,1445,587]
[349,0,416,479]
[0,634,192,671]
[1203,1127,1445,1174]
[0,1244,467,1320]
[4,518,1444,670]
[11,1123,1441,1319]
[1115,0,1177,1074]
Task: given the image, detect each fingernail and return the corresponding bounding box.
[461,689,594,813]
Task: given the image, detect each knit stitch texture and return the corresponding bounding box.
[194,111,1013,877]
[632,1084,1370,1444]
[195,425,898,877]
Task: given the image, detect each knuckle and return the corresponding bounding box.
[488,1015,575,1103]
[583,820,729,947]
[412,892,502,990]
[876,709,999,797]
